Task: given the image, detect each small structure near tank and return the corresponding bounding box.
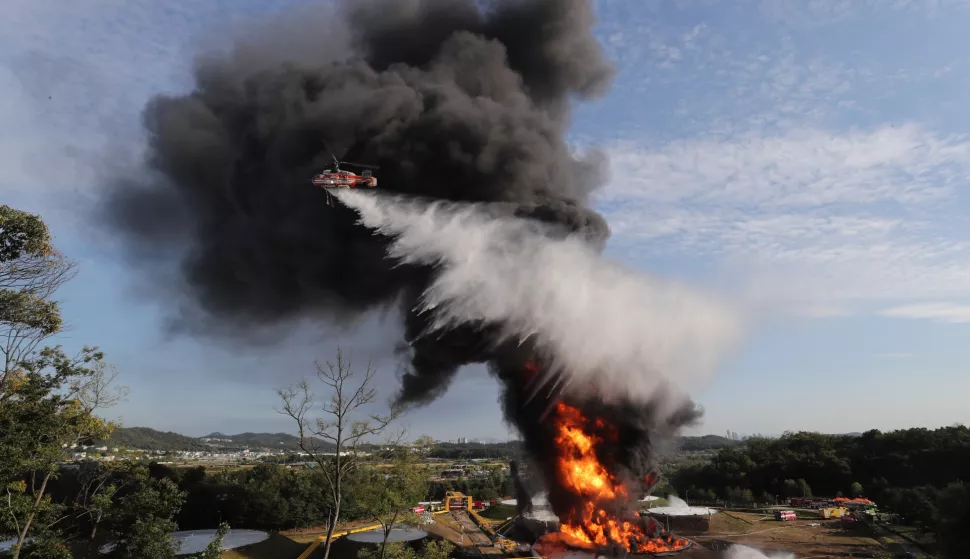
[643,502,718,533]
[502,494,562,538]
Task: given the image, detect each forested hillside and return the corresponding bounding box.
[678,434,740,451]
[669,426,970,557]
[104,427,205,450]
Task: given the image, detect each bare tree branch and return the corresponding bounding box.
[276,347,405,559]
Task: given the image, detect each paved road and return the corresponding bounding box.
[451,511,493,546]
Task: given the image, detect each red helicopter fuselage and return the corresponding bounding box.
[311,169,377,189]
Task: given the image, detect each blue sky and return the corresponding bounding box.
[2,0,969,440]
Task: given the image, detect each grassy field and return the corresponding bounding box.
[478,504,517,521]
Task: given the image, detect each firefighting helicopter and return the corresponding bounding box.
[312,152,379,188]
[311,145,381,205]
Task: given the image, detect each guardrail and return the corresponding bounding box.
[296,523,383,559]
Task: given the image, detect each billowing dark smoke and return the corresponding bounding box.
[100,0,721,541]
[489,343,702,524]
[103,0,612,354]
[508,460,535,514]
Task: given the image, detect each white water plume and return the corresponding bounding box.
[667,496,690,509]
[333,189,744,405]
[723,545,795,559]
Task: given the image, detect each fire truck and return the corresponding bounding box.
[774,510,797,521]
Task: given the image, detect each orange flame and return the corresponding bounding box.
[552,401,689,554]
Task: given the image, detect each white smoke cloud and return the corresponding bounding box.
[333,189,744,408]
[723,545,795,559]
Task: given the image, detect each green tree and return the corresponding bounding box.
[412,435,435,452]
[278,348,404,559]
[0,206,129,558]
[0,346,120,559]
[198,522,230,559]
[358,540,455,559]
[0,205,76,398]
[797,479,813,498]
[241,464,294,530]
[74,461,132,545]
[353,449,429,559]
[104,467,186,559]
[781,479,799,499]
[933,482,969,559]
[422,541,455,559]
[850,481,864,498]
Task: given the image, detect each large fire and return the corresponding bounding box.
[549,401,690,554]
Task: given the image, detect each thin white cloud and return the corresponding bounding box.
[600,124,970,208]
[582,0,970,324]
[596,123,970,318]
[786,305,853,319]
[588,0,970,149]
[758,0,970,27]
[591,5,872,138]
[880,303,970,323]
[876,353,914,358]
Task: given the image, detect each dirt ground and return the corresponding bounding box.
[683,511,887,558]
[425,517,467,546]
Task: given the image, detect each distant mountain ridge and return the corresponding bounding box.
[104,427,206,451]
[103,427,334,452]
[104,426,740,453]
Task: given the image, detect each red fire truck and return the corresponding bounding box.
[774,510,797,521]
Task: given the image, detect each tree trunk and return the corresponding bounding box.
[379,511,400,559]
[89,510,103,541]
[322,438,343,559]
[12,471,51,559]
[321,498,341,559]
[380,527,390,559]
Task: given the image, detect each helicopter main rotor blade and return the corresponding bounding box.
[340,161,381,170]
[320,138,340,165]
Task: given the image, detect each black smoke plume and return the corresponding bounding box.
[101,0,706,542]
[508,460,535,514]
[489,343,702,527]
[103,0,616,400]
[103,0,611,349]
